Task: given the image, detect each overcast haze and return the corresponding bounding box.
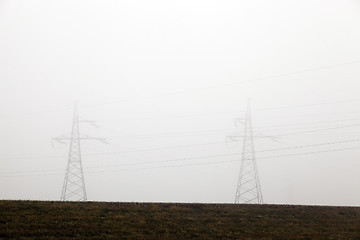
[1,0,360,205]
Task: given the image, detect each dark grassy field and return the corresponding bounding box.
[1,200,360,240]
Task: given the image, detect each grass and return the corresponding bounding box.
[1,200,360,239]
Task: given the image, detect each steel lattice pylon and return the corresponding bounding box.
[61,104,86,201]
[53,103,107,202]
[234,101,263,204]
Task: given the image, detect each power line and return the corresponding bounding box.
[0,168,64,175]
[85,146,360,173]
[99,118,360,144]
[252,99,360,112]
[86,152,242,169]
[107,131,234,138]
[256,139,360,153]
[252,123,360,134]
[274,124,360,137]
[1,117,359,161]
[0,104,73,117]
[2,139,360,177]
[104,123,360,139]
[92,138,359,158]
[95,106,360,123]
[258,146,360,160]
[5,97,360,120]
[0,140,227,162]
[2,132,360,164]
[10,145,358,177]
[84,141,225,156]
[253,118,360,130]
[96,110,244,122]
[0,153,242,177]
[79,60,360,109]
[0,155,65,161]
[3,59,360,118]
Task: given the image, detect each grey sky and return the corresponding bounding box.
[1,0,360,205]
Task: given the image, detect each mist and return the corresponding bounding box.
[1,0,360,206]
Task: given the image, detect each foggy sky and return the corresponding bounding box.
[1,0,360,206]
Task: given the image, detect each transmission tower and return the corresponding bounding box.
[232,100,263,204]
[53,102,107,201]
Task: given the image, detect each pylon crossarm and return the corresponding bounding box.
[53,137,107,141]
[234,118,245,127]
[78,120,100,128]
[81,134,109,144]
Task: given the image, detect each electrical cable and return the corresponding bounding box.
[78,59,360,108]
[1,139,360,177]
[103,123,360,139]
[3,145,359,177]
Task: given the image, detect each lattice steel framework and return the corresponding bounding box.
[234,101,263,204]
[53,103,106,201]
